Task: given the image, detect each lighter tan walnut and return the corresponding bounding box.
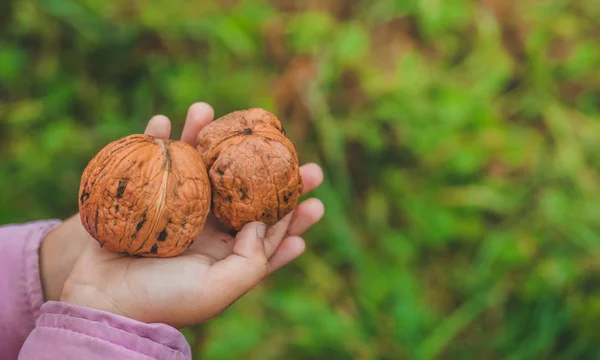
[78,134,211,257]
[196,108,303,230]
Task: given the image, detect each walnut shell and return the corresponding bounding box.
[196,108,303,230]
[78,134,211,257]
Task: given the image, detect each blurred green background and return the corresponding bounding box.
[2,0,600,358]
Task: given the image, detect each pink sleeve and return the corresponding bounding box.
[0,220,191,360]
[18,301,191,360]
[0,220,62,359]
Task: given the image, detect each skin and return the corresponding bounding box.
[39,102,324,329]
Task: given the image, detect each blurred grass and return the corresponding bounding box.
[2,0,600,358]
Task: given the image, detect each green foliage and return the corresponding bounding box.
[2,0,600,358]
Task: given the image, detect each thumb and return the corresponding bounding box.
[232,221,267,261]
[202,222,269,313]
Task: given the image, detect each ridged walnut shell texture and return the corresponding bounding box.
[78,134,211,257]
[196,108,303,230]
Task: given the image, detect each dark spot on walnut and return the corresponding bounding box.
[116,179,128,198]
[181,218,187,228]
[150,244,158,254]
[224,196,232,203]
[157,229,168,241]
[283,191,292,203]
[80,190,90,204]
[94,208,99,234]
[136,212,147,232]
[115,204,119,212]
[240,188,248,200]
[216,168,225,176]
[243,128,252,135]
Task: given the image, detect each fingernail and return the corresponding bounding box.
[257,223,266,239]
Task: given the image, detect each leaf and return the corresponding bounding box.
[334,22,369,66]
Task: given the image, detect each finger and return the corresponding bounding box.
[264,212,294,258]
[268,236,306,273]
[180,102,215,146]
[287,198,325,236]
[144,115,171,139]
[204,222,268,307]
[299,163,324,195]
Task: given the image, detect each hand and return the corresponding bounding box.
[40,103,324,301]
[56,103,324,328]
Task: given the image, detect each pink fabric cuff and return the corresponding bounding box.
[0,220,62,359]
[20,301,191,359]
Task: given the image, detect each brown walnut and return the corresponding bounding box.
[78,134,211,257]
[196,108,303,230]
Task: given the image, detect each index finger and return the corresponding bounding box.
[180,102,215,146]
[144,115,171,139]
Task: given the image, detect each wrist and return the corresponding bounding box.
[60,280,126,318]
[39,214,94,301]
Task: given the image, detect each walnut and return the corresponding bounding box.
[78,134,211,257]
[196,108,303,230]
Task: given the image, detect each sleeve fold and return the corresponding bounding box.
[18,301,191,360]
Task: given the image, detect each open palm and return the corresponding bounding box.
[61,103,324,329]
